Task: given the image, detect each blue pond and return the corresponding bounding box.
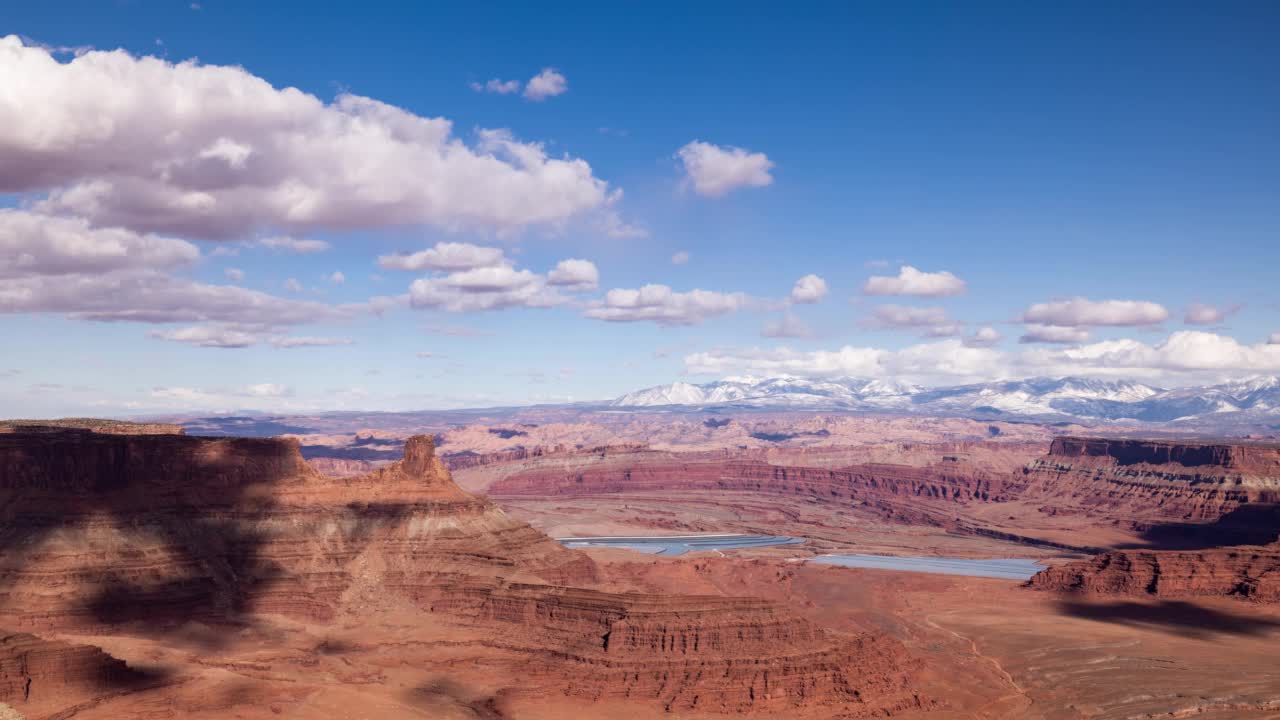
[557,534,805,556]
[810,554,1044,580]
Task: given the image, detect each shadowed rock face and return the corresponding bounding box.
[0,633,156,706]
[1049,436,1280,472]
[0,428,920,716]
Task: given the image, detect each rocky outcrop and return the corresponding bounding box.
[1026,546,1280,603]
[489,456,1017,505]
[429,582,923,714]
[1022,437,1280,532]
[0,428,919,715]
[0,632,150,706]
[1049,436,1280,473]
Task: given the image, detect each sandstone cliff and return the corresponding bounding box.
[0,428,920,716]
[1027,545,1280,603]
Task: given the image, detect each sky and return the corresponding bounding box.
[1,1,1278,417]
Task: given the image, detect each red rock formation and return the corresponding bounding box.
[0,632,149,706]
[1027,545,1280,603]
[1021,437,1280,533]
[0,429,920,715]
[489,455,1018,505]
[429,582,924,714]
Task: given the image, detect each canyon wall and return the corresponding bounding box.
[0,428,920,716]
[1027,546,1280,603]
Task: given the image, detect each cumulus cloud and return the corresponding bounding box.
[409,266,563,312]
[0,209,199,277]
[964,326,1002,347]
[1021,297,1169,327]
[1020,331,1280,378]
[762,314,812,338]
[1270,333,1280,345]
[406,253,598,313]
[671,251,690,266]
[862,266,966,297]
[0,37,615,238]
[523,68,567,100]
[687,331,1280,385]
[470,78,521,95]
[1184,302,1236,325]
[283,277,302,293]
[684,343,998,383]
[378,242,507,272]
[676,141,774,197]
[257,235,330,254]
[1019,324,1091,344]
[224,267,245,282]
[546,259,599,290]
[789,274,828,304]
[584,284,748,326]
[329,271,345,284]
[868,304,960,337]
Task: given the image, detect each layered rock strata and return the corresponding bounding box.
[0,428,916,715]
[1027,545,1280,603]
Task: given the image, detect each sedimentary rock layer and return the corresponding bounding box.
[1027,546,1280,603]
[0,632,147,706]
[0,428,917,715]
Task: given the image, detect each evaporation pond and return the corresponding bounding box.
[810,554,1044,580]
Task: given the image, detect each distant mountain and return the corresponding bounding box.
[609,375,1280,424]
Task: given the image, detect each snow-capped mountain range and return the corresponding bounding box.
[610,375,1280,424]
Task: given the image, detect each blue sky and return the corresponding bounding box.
[1,1,1278,416]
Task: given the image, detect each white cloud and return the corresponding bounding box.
[329,271,345,284]
[1184,302,1234,325]
[284,277,302,292]
[409,265,563,312]
[470,78,521,95]
[676,141,774,197]
[671,251,690,266]
[224,267,245,282]
[869,304,959,337]
[0,209,199,277]
[150,323,355,349]
[0,271,347,326]
[964,326,1002,347]
[149,324,258,348]
[270,336,353,348]
[1270,333,1280,345]
[0,37,614,238]
[871,304,950,327]
[599,211,647,239]
[242,382,292,397]
[523,68,567,101]
[687,331,1280,386]
[379,242,507,272]
[416,351,435,358]
[1020,331,1280,378]
[546,258,599,291]
[257,235,330,254]
[862,266,966,297]
[1021,297,1169,327]
[762,314,812,338]
[1019,324,1091,344]
[789,274,827,304]
[584,284,748,326]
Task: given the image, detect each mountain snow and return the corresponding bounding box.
[608,375,1280,423]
